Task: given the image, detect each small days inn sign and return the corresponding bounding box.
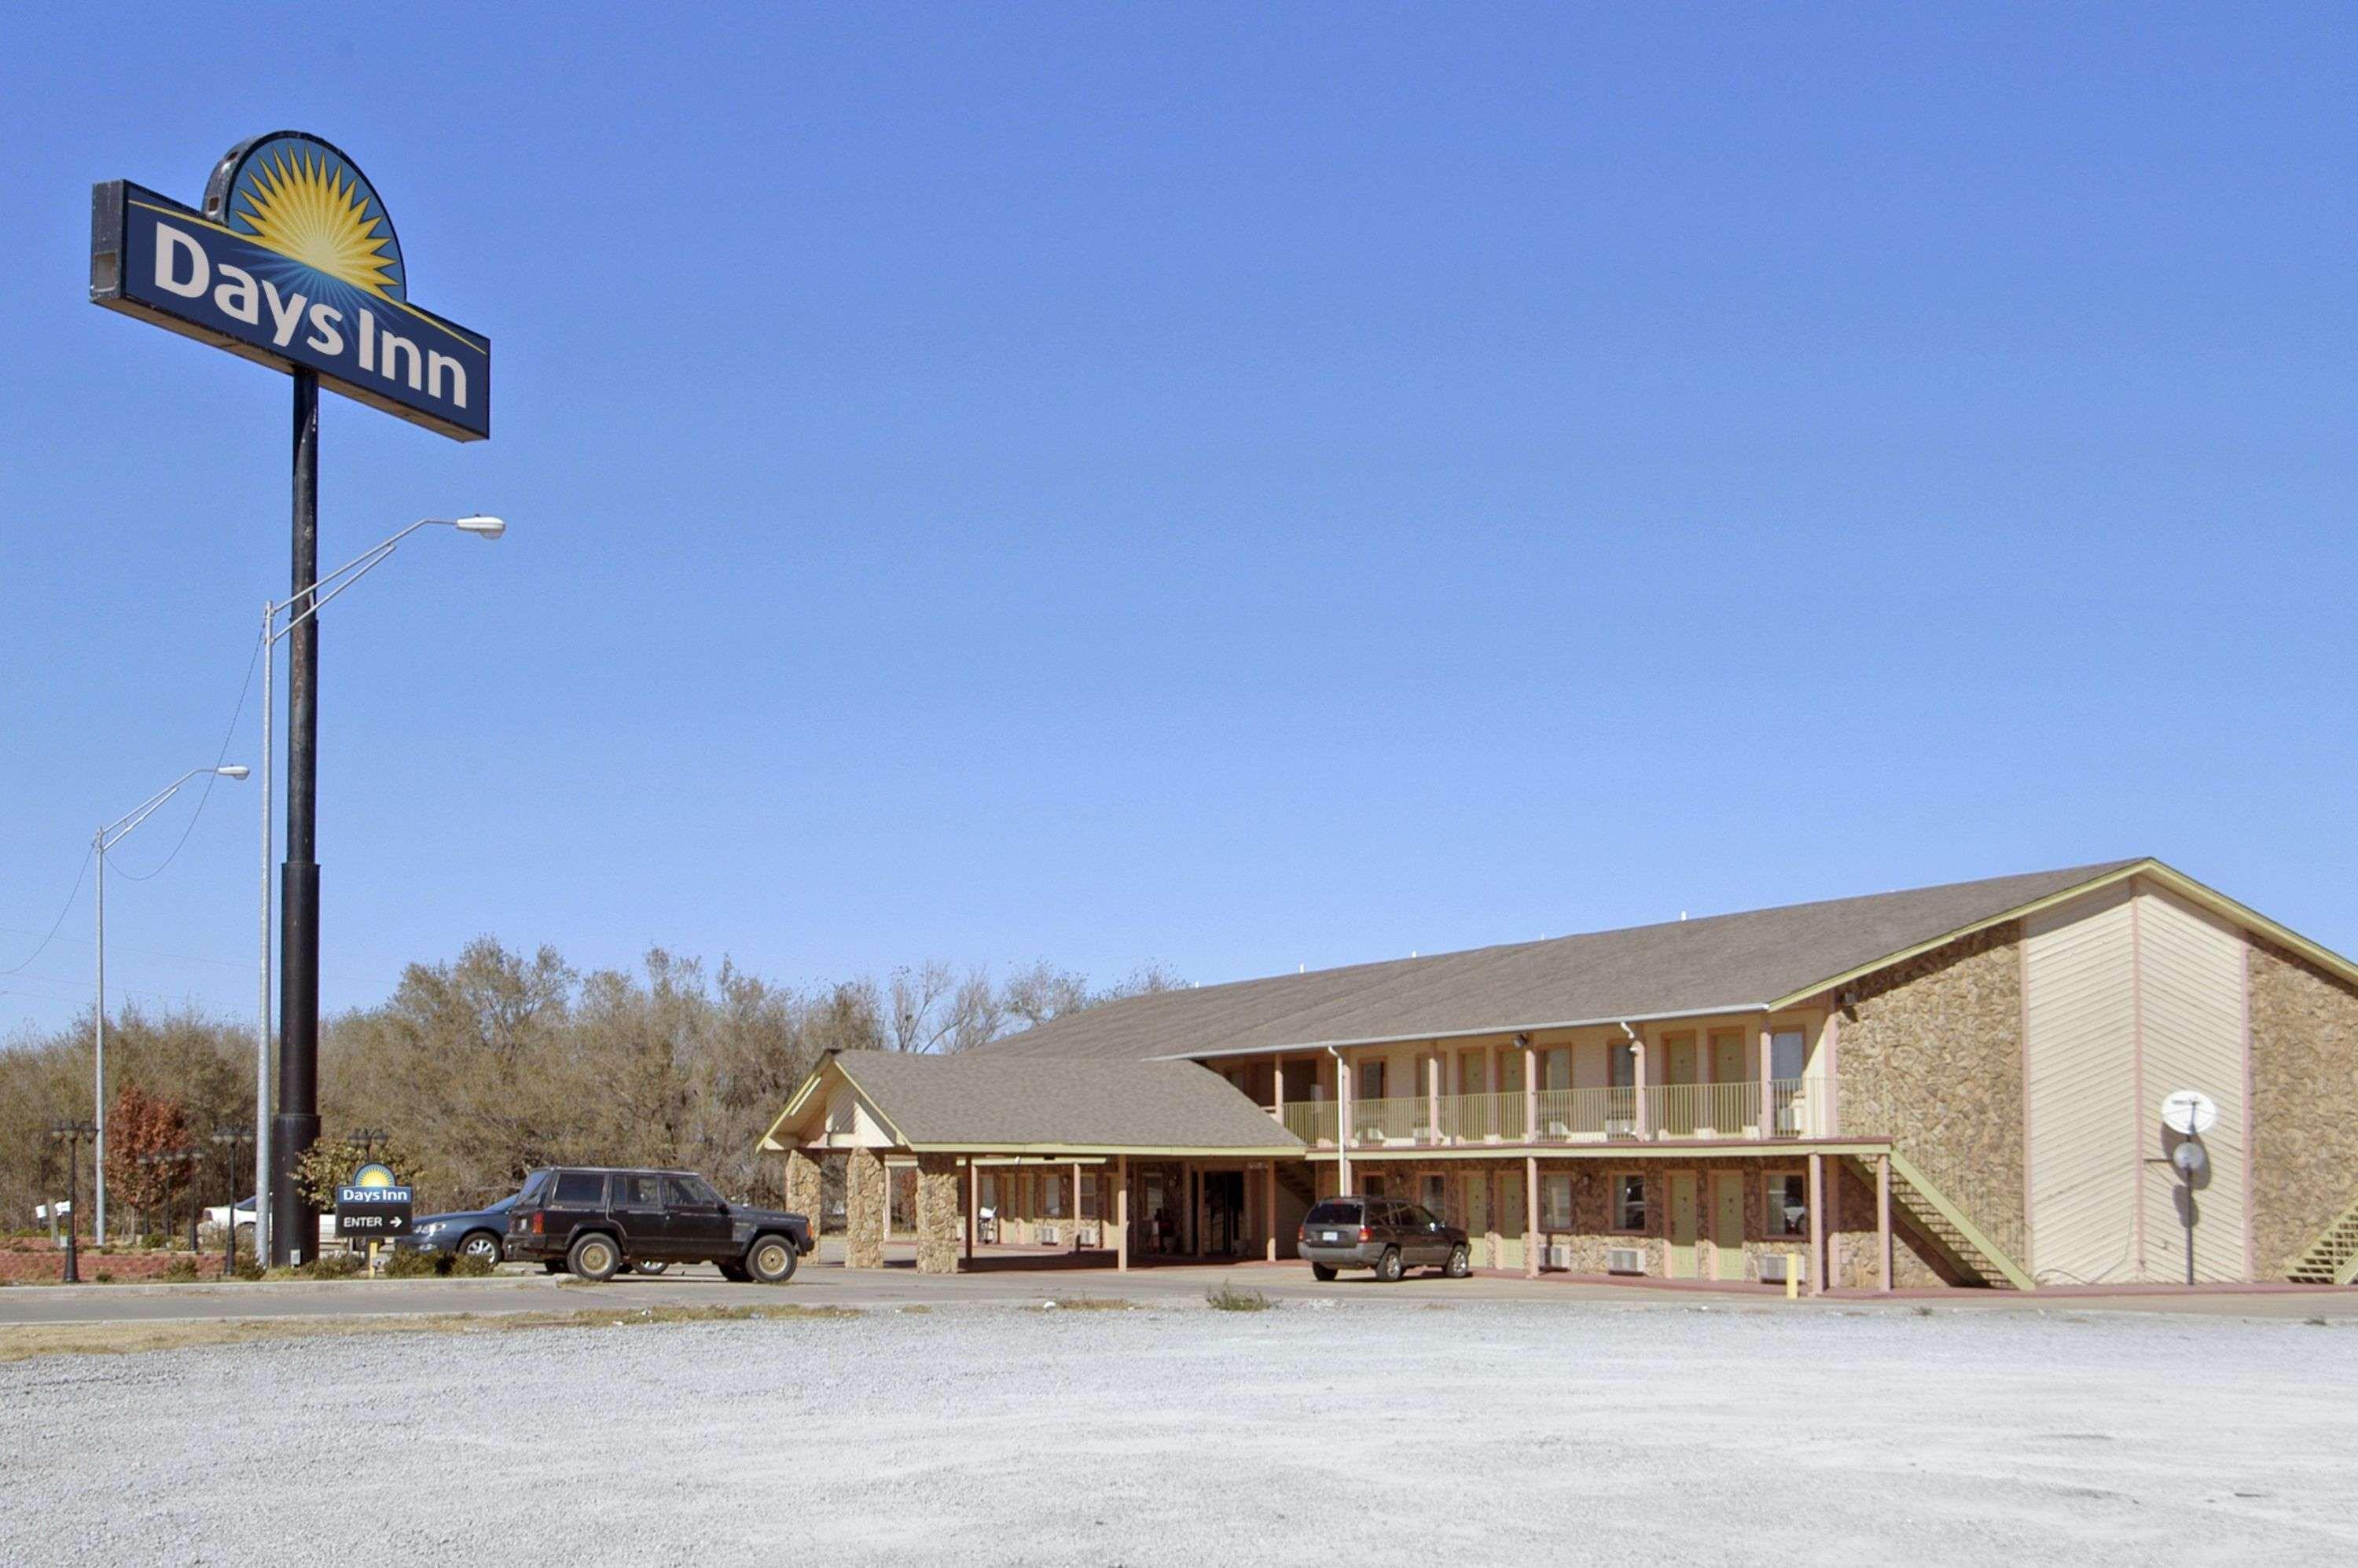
[90,131,489,439]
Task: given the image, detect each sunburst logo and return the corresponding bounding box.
[232,146,405,301]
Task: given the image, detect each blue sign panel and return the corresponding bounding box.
[90,132,488,441]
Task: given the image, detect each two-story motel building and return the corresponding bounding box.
[761,860,2358,1292]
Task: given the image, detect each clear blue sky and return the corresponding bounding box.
[3,6,2352,1038]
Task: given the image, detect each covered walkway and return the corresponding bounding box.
[759,1050,1306,1272]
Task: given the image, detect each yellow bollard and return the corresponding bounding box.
[1785,1259,1798,1301]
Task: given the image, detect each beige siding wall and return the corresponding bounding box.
[2024,883,2140,1283]
[2135,887,2250,1282]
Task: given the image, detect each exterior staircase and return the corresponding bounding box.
[2289,1192,2358,1285]
[1852,1151,2036,1291]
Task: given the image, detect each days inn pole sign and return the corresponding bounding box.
[86,131,490,1263]
[90,132,488,440]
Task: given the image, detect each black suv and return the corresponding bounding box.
[1298,1196,1471,1282]
[506,1167,814,1283]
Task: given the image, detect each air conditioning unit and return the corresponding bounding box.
[1759,1252,1805,1285]
[1415,1126,1442,1145]
[1545,1241,1574,1270]
[1606,1247,1646,1276]
[1606,1118,1637,1140]
[1038,1223,1061,1246]
[1544,1121,1574,1140]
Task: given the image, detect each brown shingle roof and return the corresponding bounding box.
[832,1052,1302,1151]
[981,861,2143,1062]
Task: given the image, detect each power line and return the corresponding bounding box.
[0,846,94,977]
[112,639,262,882]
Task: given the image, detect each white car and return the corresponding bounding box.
[203,1195,339,1251]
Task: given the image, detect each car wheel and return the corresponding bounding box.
[1445,1243,1471,1279]
[459,1231,503,1265]
[1309,1262,1338,1282]
[746,1235,799,1284]
[567,1232,622,1283]
[632,1259,670,1276]
[1375,1247,1404,1283]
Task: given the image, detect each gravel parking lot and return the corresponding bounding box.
[3,1298,2354,1566]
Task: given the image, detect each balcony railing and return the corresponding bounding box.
[1277,1079,1831,1150]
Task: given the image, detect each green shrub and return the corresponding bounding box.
[297,1251,365,1280]
[382,1247,442,1278]
[94,1271,116,1283]
[162,1258,199,1283]
[230,1255,266,1281]
[449,1252,495,1279]
[1204,1283,1273,1313]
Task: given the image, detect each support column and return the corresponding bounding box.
[1427,1053,1441,1145]
[1115,1155,1130,1272]
[1264,1162,1277,1261]
[1827,1154,1843,1290]
[965,1158,978,1265]
[1335,1054,1353,1193]
[1807,1151,1824,1296]
[1633,1036,1650,1141]
[844,1148,887,1269]
[1072,1162,1084,1250]
[1524,1154,1540,1280]
[1273,1057,1286,1128]
[915,1152,960,1275]
[1758,1024,1774,1137]
[1876,1153,1892,1293]
[1522,1040,1537,1144]
[1186,1166,1199,1256]
[784,1148,823,1245]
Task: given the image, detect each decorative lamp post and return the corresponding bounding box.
[46,1122,96,1283]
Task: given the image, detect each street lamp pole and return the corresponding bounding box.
[93,764,249,1245]
[48,1122,94,1283]
[255,513,505,1265]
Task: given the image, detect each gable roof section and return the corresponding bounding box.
[762,1051,1305,1155]
[978,861,2169,1063]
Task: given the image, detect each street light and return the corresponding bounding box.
[255,515,504,1264]
[93,765,249,1244]
[47,1122,96,1283]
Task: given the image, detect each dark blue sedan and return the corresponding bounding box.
[404,1194,519,1264]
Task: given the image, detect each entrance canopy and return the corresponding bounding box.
[761,1049,1305,1159]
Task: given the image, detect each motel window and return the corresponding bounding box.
[1360,1059,1387,1100]
[1044,1174,1064,1217]
[1613,1174,1647,1232]
[1770,1029,1806,1082]
[979,1175,998,1214]
[1542,1174,1574,1231]
[1768,1174,1808,1237]
[1362,1174,1387,1199]
[1080,1176,1098,1221]
[1420,1174,1446,1217]
[1543,1048,1572,1092]
[1609,1042,1637,1089]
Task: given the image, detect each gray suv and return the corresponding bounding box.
[1298,1196,1471,1282]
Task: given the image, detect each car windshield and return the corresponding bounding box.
[1304,1201,1361,1226]
[666,1174,721,1208]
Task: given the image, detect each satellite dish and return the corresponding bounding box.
[2160,1090,2218,1137]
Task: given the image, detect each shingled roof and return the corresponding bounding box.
[981,861,2149,1063]
[817,1052,1303,1152]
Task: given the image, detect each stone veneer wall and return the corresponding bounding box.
[913,1153,961,1274]
[784,1151,823,1239]
[2248,938,2358,1278]
[843,1149,887,1269]
[1835,921,2027,1247]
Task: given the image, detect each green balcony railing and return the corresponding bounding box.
[1280,1100,1336,1147]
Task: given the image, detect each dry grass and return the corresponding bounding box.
[1032,1296,1138,1312]
[0,1302,857,1365]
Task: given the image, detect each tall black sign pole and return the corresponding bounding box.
[272,369,323,1264]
